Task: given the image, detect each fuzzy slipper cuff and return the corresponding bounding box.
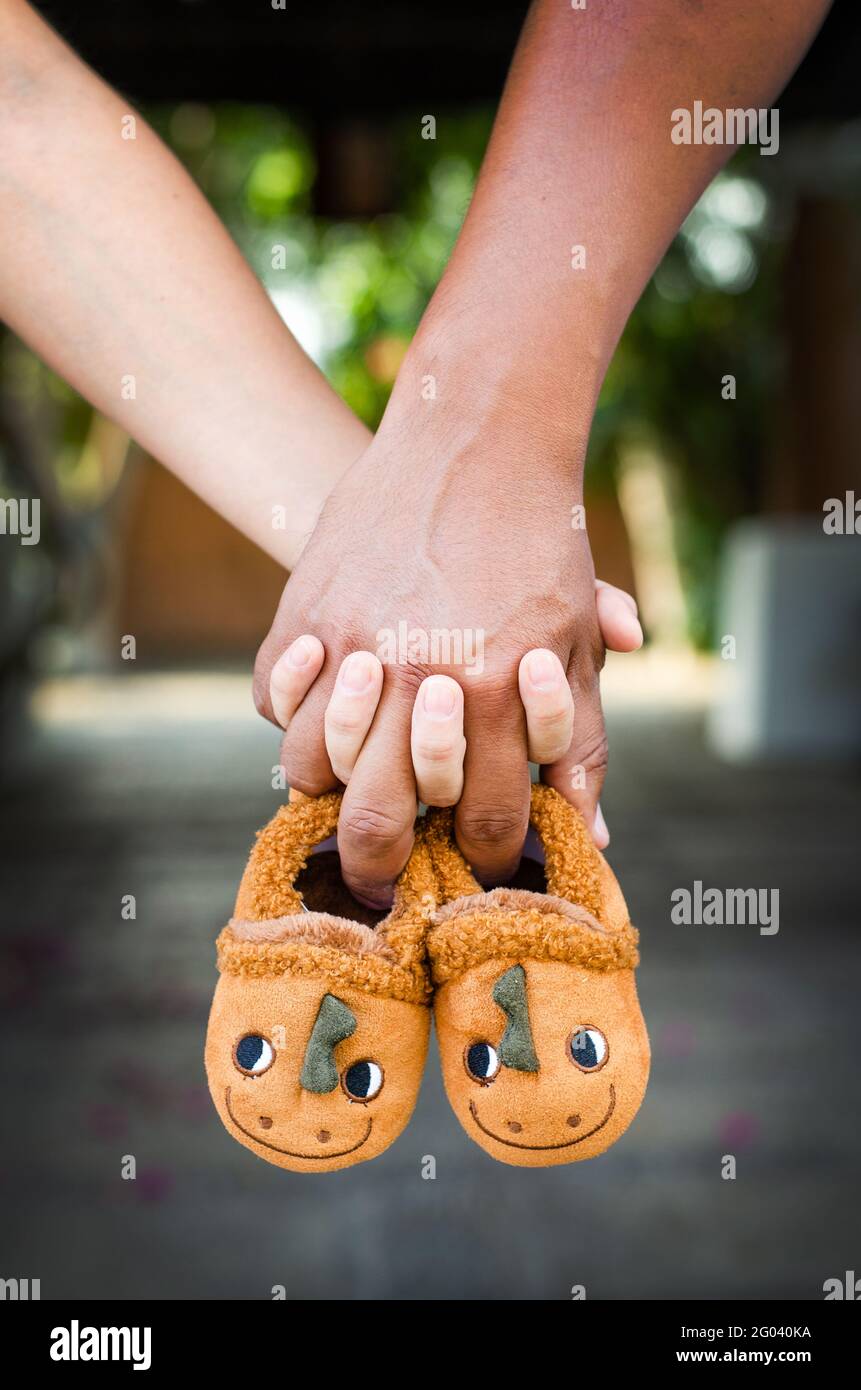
[427,887,640,984]
[216,913,431,1004]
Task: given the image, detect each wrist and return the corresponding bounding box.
[385,296,602,481]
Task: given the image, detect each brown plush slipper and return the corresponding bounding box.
[424,785,649,1167]
[205,792,434,1173]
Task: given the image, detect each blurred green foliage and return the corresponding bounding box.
[596,165,784,642]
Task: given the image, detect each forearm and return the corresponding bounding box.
[0,0,368,568]
[388,0,831,473]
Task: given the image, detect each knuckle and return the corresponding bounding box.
[412,737,463,766]
[326,709,369,739]
[578,728,609,778]
[458,803,526,849]
[569,628,605,687]
[473,669,518,706]
[335,618,372,654]
[384,662,436,701]
[340,804,406,855]
[529,701,572,729]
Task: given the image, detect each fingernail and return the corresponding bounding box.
[287,637,314,668]
[422,677,457,718]
[627,616,645,650]
[526,650,559,690]
[594,803,610,846]
[340,652,374,692]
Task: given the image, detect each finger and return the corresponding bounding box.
[455,673,531,885]
[254,595,300,727]
[595,580,643,653]
[268,635,326,728]
[411,675,466,807]
[543,672,610,848]
[517,648,575,764]
[338,676,418,907]
[278,662,339,796]
[324,651,384,784]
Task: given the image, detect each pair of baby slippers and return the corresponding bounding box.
[205,785,650,1172]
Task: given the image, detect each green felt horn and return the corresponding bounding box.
[492,965,539,1072]
[300,993,357,1093]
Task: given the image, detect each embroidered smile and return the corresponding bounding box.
[225,1088,373,1159]
[469,1083,616,1150]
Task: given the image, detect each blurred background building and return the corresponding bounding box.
[1,0,859,1301]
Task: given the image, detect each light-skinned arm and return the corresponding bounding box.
[0,0,368,571]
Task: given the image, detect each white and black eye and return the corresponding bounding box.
[568,1027,608,1072]
[464,1042,500,1084]
[233,1034,275,1076]
[341,1061,384,1102]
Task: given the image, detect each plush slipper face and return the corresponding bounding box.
[434,955,648,1167]
[206,969,429,1174]
[206,791,435,1174]
[425,786,650,1168]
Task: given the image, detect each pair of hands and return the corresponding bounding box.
[254,415,642,908]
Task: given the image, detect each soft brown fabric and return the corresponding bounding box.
[425,784,650,1169]
[528,784,606,920]
[206,793,434,1173]
[378,831,436,980]
[423,806,482,898]
[433,887,605,930]
[428,887,640,985]
[227,912,396,957]
[206,972,429,1174]
[215,923,429,1004]
[224,792,434,1003]
[233,791,342,920]
[434,958,649,1168]
[425,787,608,923]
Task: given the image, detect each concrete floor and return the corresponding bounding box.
[1,666,859,1300]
